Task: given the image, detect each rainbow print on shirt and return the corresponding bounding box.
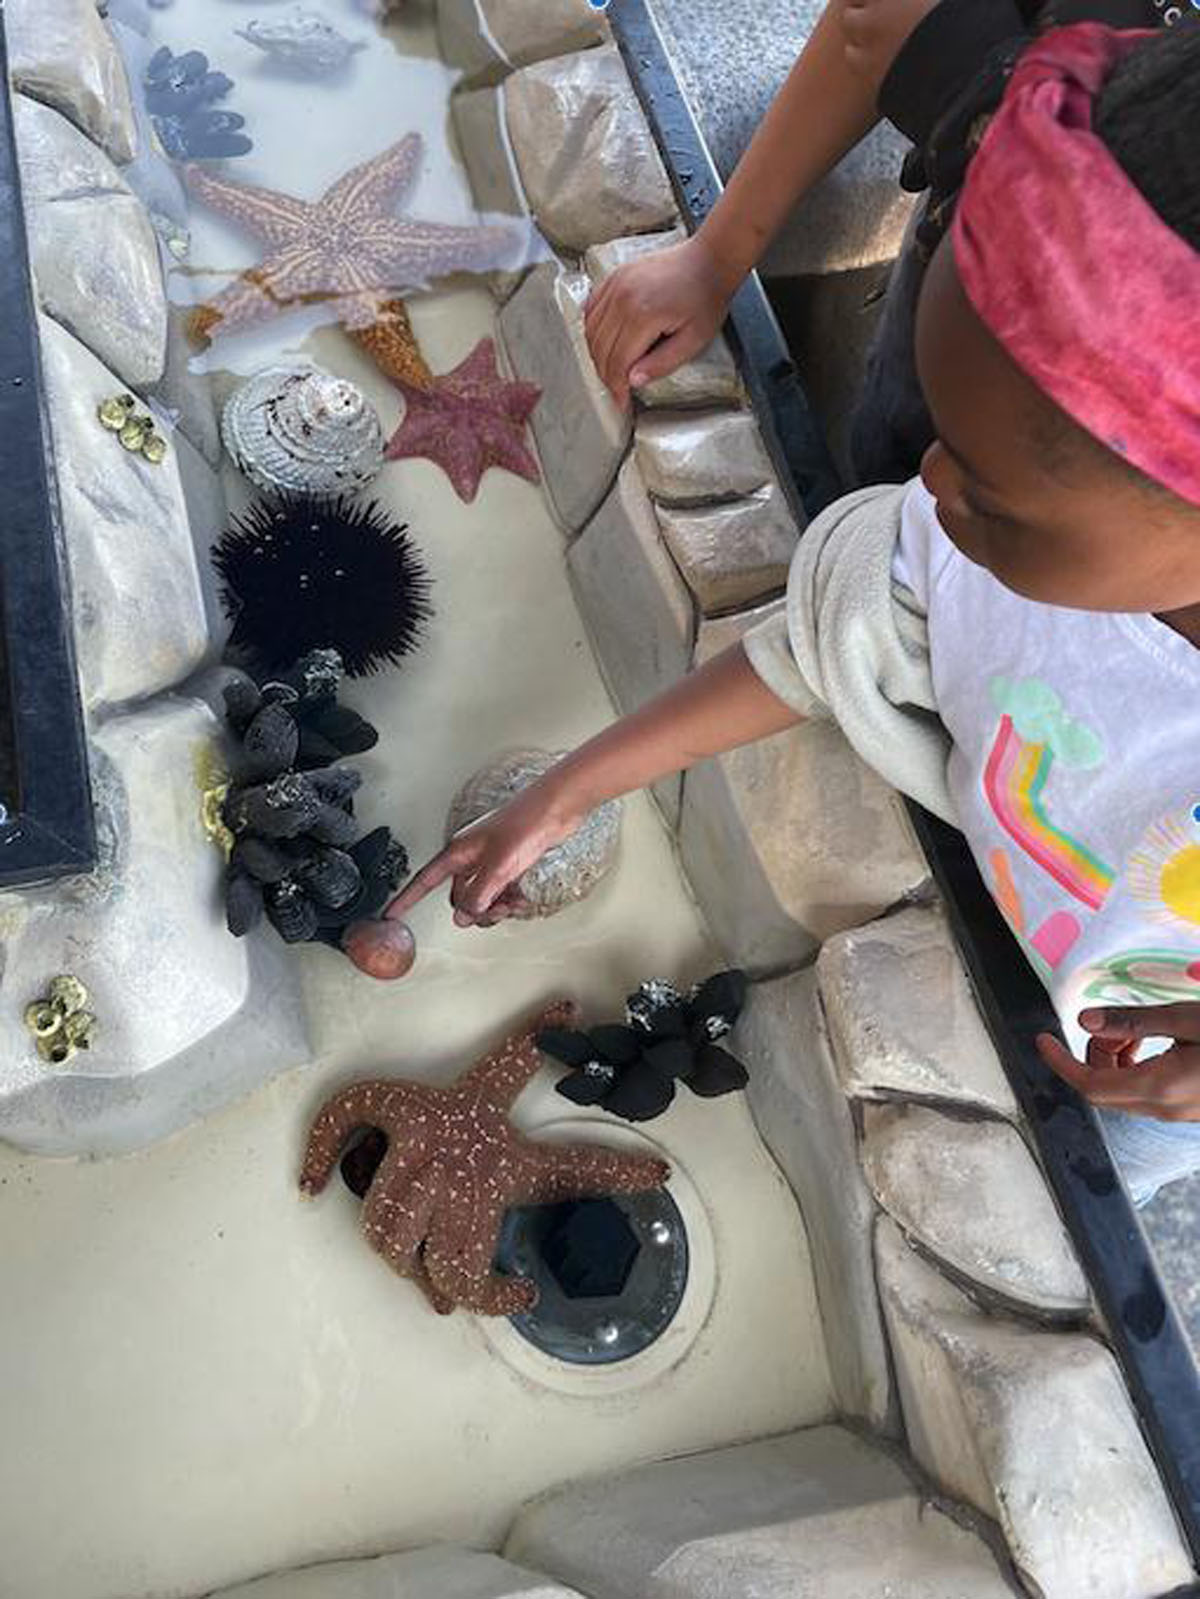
[983,678,1113,913]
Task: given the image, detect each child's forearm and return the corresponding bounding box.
[547,644,803,818]
[699,3,882,290]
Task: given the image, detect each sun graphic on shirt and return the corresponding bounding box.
[1127,805,1200,930]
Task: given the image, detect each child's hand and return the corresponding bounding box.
[584,235,736,411]
[1037,1005,1200,1121]
[839,0,943,83]
[384,783,584,929]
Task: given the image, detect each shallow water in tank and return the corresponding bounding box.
[0,5,833,1596]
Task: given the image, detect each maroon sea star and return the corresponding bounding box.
[383,336,542,503]
[299,1000,670,1316]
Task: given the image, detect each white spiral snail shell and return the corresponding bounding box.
[445,749,623,917]
[221,364,385,498]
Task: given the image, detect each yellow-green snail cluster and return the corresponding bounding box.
[24,976,97,1066]
[97,393,168,465]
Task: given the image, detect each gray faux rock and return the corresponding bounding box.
[585,231,745,408]
[212,1545,585,1598]
[656,487,800,614]
[875,1218,1193,1598]
[507,1426,1015,1598]
[37,316,209,711]
[438,0,609,88]
[451,85,526,217]
[497,263,630,534]
[679,602,927,970]
[505,46,676,252]
[741,969,894,1431]
[14,97,166,390]
[634,410,775,504]
[861,1103,1089,1316]
[818,903,1018,1117]
[568,459,694,826]
[7,0,137,164]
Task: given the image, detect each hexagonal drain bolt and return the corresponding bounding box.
[540,1199,641,1300]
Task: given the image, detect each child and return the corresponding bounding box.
[389,21,1200,1206]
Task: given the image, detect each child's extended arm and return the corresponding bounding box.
[586,0,938,407]
[387,645,801,926]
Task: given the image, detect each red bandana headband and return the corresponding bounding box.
[953,23,1200,506]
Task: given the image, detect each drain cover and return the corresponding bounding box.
[494,1188,689,1365]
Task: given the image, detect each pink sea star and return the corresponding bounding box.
[384,337,542,503]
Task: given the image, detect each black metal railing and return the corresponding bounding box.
[0,16,96,887]
[608,0,1200,1571]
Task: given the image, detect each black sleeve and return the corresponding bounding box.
[878,0,1027,148]
[879,0,1170,151]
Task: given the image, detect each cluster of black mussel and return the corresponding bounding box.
[220,649,416,979]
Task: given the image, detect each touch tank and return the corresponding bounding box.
[0,2,1195,1598]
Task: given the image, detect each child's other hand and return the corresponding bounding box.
[384,784,583,930]
[839,0,943,83]
[1036,1005,1200,1121]
[584,235,735,411]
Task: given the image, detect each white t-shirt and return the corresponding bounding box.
[895,481,1200,1055]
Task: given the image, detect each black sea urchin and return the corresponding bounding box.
[213,494,432,677]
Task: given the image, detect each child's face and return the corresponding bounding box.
[913,239,1200,615]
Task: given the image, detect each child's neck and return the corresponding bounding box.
[1156,604,1200,649]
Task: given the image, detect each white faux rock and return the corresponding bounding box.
[14,97,166,389]
[818,903,1018,1117]
[37,317,209,710]
[875,1219,1193,1599]
[505,46,676,252]
[585,231,745,409]
[497,263,630,533]
[7,0,136,165]
[213,1545,584,1598]
[568,458,694,826]
[438,0,609,88]
[0,697,311,1156]
[656,487,800,614]
[679,602,927,971]
[861,1103,1089,1315]
[0,700,243,1095]
[634,410,775,504]
[740,969,894,1430]
[507,1425,1015,1599]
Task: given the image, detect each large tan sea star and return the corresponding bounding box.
[184,132,517,361]
[299,1001,670,1316]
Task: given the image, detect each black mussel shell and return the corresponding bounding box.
[644,1038,695,1080]
[587,1024,644,1066]
[227,773,321,838]
[295,726,345,770]
[232,835,293,884]
[306,802,358,847]
[537,1028,597,1069]
[308,766,363,807]
[686,970,748,1043]
[238,700,299,784]
[604,1062,677,1122]
[304,701,379,755]
[265,880,320,944]
[684,1043,749,1098]
[223,677,262,733]
[226,866,264,936]
[294,846,361,911]
[556,1065,616,1107]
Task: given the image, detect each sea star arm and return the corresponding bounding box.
[361,219,524,295]
[323,133,424,222]
[423,1194,537,1317]
[362,1157,447,1307]
[299,1080,402,1195]
[186,166,315,248]
[518,1143,670,1206]
[459,1001,581,1115]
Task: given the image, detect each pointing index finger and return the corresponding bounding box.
[385,847,461,920]
[1081,1003,1200,1044]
